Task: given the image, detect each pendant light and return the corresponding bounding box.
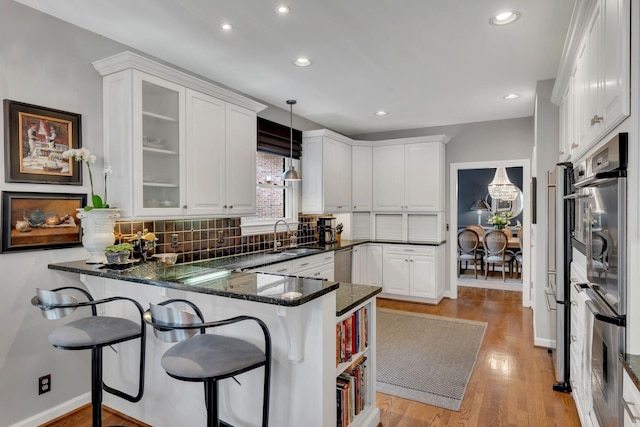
[282,99,302,181]
[488,166,518,200]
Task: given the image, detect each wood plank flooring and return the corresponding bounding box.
[43,286,580,427]
[376,287,581,427]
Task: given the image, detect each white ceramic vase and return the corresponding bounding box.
[76,208,120,264]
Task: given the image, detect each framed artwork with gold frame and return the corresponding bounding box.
[3,100,82,184]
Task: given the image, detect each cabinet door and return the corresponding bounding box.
[249,261,292,274]
[574,40,589,156]
[352,146,372,211]
[585,4,603,143]
[352,245,366,284]
[409,255,437,298]
[405,143,442,211]
[185,89,226,215]
[367,244,383,286]
[601,0,630,131]
[382,252,410,295]
[225,103,257,215]
[334,141,352,212]
[373,145,404,211]
[322,138,340,212]
[296,263,334,281]
[134,72,186,217]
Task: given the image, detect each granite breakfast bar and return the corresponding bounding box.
[48,256,381,427]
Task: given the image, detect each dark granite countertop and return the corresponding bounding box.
[48,260,338,307]
[622,354,640,390]
[335,283,382,317]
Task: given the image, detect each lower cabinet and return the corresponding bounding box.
[623,367,640,426]
[249,252,334,280]
[381,245,444,303]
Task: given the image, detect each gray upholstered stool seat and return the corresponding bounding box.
[49,316,141,349]
[162,334,265,380]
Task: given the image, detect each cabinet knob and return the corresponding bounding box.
[353,205,357,209]
[182,205,188,209]
[223,205,228,209]
[570,143,579,149]
[590,115,603,126]
[229,205,233,209]
[559,150,565,155]
[337,205,342,209]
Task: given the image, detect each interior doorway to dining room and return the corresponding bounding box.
[449,159,531,307]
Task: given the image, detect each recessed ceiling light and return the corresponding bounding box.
[489,10,521,26]
[276,5,290,14]
[294,57,311,67]
[503,93,520,100]
[221,22,233,31]
[375,111,388,116]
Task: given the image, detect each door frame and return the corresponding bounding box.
[449,159,531,307]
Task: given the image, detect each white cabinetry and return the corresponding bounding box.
[302,130,352,214]
[250,252,335,281]
[555,0,629,160]
[623,367,640,426]
[381,245,444,302]
[352,244,383,286]
[93,51,265,218]
[352,146,372,211]
[372,139,445,212]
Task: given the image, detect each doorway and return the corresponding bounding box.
[449,159,531,307]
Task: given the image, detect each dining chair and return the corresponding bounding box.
[457,229,482,278]
[483,230,513,281]
[466,225,485,239]
[503,225,513,238]
[514,228,524,279]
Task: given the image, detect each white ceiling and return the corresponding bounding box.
[16,0,575,136]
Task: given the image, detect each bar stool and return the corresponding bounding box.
[32,287,146,427]
[143,299,271,427]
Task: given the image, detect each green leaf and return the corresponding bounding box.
[83,206,94,211]
[92,195,104,208]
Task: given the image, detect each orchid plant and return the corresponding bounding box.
[63,148,112,210]
[486,211,513,228]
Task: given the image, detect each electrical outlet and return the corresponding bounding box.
[39,374,51,395]
[171,234,179,248]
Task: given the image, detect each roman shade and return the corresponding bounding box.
[257,117,302,159]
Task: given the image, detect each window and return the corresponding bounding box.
[241,117,301,234]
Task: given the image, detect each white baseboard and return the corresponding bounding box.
[534,337,556,348]
[9,393,90,427]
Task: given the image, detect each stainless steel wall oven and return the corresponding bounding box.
[573,133,628,427]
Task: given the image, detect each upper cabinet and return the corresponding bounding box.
[351,145,372,212]
[554,0,629,161]
[301,130,352,214]
[372,138,447,212]
[93,51,266,218]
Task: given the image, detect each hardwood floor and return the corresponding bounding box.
[40,404,149,427]
[376,287,581,427]
[44,287,580,427]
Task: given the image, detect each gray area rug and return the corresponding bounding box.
[376,308,487,411]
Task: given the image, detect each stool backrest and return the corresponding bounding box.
[149,303,202,343]
[33,288,78,320]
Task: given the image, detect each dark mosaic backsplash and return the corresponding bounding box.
[114,215,323,264]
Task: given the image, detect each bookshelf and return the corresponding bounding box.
[335,297,379,427]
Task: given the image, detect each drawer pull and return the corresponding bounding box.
[591,115,603,126]
[570,143,579,149]
[299,263,309,267]
[623,398,640,423]
[403,249,415,252]
[277,268,288,272]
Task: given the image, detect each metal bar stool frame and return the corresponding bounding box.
[144,299,272,427]
[32,286,146,427]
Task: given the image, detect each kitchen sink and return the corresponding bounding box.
[279,247,323,256]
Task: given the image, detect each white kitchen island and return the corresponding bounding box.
[48,260,380,427]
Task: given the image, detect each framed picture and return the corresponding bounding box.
[3,100,82,184]
[1,191,86,253]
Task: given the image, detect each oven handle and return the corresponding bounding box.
[563,193,591,200]
[623,398,640,423]
[585,300,626,327]
[573,170,626,188]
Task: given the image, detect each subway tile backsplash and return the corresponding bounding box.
[114,214,323,264]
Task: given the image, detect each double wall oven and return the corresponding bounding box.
[572,133,628,427]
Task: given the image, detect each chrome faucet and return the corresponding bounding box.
[273,219,290,252]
